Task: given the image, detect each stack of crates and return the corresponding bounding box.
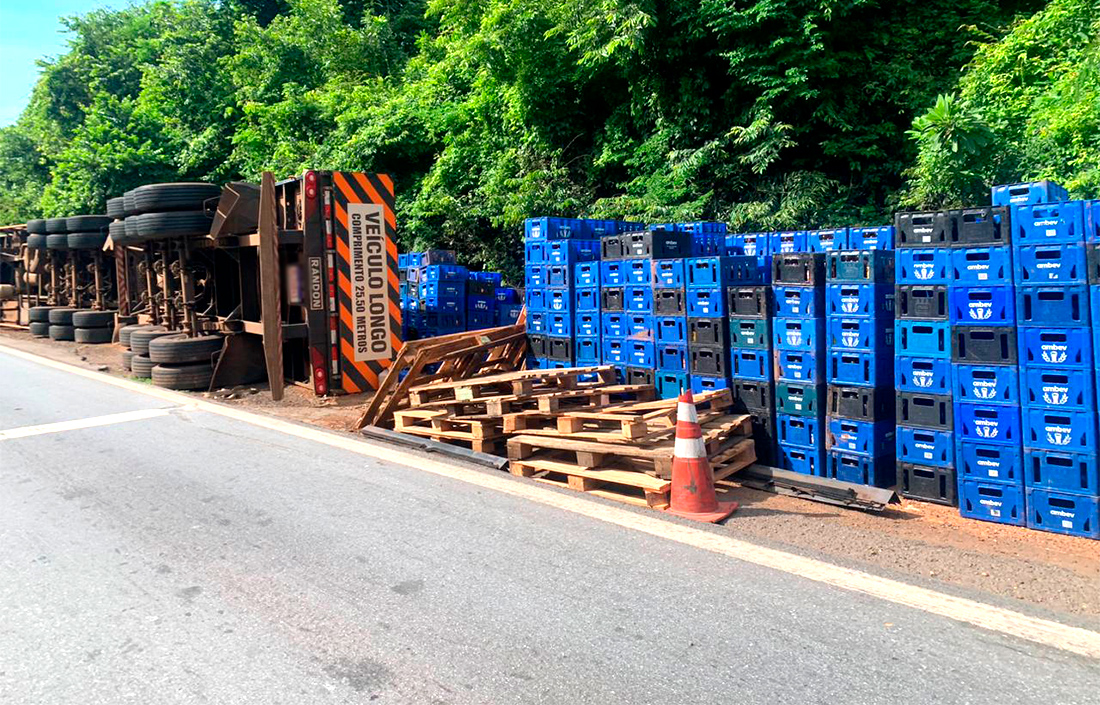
[466,271,500,329]
[1011,184,1099,538]
[524,218,599,369]
[414,250,467,337]
[726,254,776,463]
[893,212,955,503]
[494,283,522,327]
[942,201,1022,520]
[685,254,731,393]
[772,252,828,476]
[824,247,897,488]
[652,252,689,398]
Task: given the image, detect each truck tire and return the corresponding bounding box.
[129,328,174,355]
[45,218,68,234]
[151,362,214,391]
[26,234,47,249]
[26,219,47,234]
[68,231,108,250]
[120,324,164,348]
[135,211,214,241]
[49,324,75,341]
[46,234,69,250]
[132,183,222,214]
[48,308,77,325]
[130,354,154,377]
[124,217,139,241]
[123,190,137,216]
[106,197,125,219]
[29,321,50,337]
[65,215,111,232]
[75,326,113,344]
[109,220,128,245]
[148,334,224,365]
[121,350,134,370]
[71,310,115,328]
[29,306,56,323]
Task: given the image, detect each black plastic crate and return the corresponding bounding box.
[897,463,958,506]
[601,287,625,312]
[776,382,827,417]
[546,336,574,361]
[828,385,894,422]
[621,229,691,260]
[896,285,949,320]
[895,211,950,248]
[688,318,728,347]
[600,235,625,260]
[625,366,655,387]
[422,249,457,265]
[727,286,771,318]
[948,206,1011,248]
[747,409,777,466]
[951,326,1017,365]
[653,288,686,315]
[527,333,548,358]
[772,253,826,286]
[1088,244,1100,285]
[826,250,895,283]
[731,379,774,413]
[689,345,730,377]
[896,392,953,430]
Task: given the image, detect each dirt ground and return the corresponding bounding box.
[3,326,1097,623]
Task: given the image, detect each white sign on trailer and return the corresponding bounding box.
[346,202,392,362]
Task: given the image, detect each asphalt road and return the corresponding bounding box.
[1,348,1098,704]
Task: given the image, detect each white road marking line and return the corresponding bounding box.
[2,341,1099,660]
[0,407,179,440]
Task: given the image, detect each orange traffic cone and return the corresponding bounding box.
[666,390,737,523]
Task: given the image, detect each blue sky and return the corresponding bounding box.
[0,1,114,126]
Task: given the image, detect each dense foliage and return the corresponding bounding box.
[2,0,1092,277]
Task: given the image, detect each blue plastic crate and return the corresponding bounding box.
[574,287,599,311]
[573,337,600,364]
[727,255,771,285]
[830,418,894,458]
[526,311,547,334]
[686,288,725,317]
[991,181,1068,208]
[624,285,653,313]
[690,233,722,256]
[774,317,826,353]
[655,372,690,399]
[827,317,894,353]
[547,239,599,264]
[1023,368,1095,410]
[848,225,895,251]
[626,258,652,285]
[406,252,424,268]
[421,296,463,314]
[420,280,465,299]
[895,356,951,394]
[600,260,628,287]
[543,264,569,287]
[525,216,584,240]
[778,414,823,448]
[957,442,1023,485]
[655,316,687,344]
[467,294,494,312]
[1024,408,1098,453]
[827,283,894,317]
[1019,327,1093,369]
[1013,201,1086,245]
[495,287,518,304]
[896,426,953,468]
[949,286,1015,326]
[398,253,409,269]
[896,248,950,284]
[1014,243,1088,285]
[618,313,654,340]
[547,312,572,337]
[685,257,731,288]
[1017,285,1089,326]
[691,375,730,394]
[421,264,468,282]
[653,259,685,288]
[682,221,728,237]
[600,313,628,338]
[956,403,1021,446]
[1027,489,1099,539]
[771,231,806,254]
[960,481,1026,526]
[656,343,688,372]
[776,350,821,383]
[777,443,826,476]
[601,338,627,365]
[896,320,951,358]
[497,303,522,325]
[546,288,571,313]
[950,247,1013,285]
[469,271,502,286]
[1024,449,1098,495]
[737,232,770,256]
[525,264,547,288]
[805,228,849,252]
[1089,200,1100,243]
[827,350,892,387]
[828,451,895,488]
[573,262,600,288]
[774,285,825,318]
[526,289,547,313]
[954,364,1020,405]
[730,348,772,381]
[574,311,600,337]
[626,339,655,368]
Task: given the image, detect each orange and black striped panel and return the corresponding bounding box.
[331,172,402,394]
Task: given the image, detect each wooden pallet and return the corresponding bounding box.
[393,408,501,439]
[711,437,758,481]
[509,454,672,509]
[407,366,616,405]
[502,409,649,439]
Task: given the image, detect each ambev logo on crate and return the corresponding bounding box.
[971,379,997,400]
[1041,341,1069,364]
[967,301,993,320]
[975,419,1000,439]
[1041,382,1070,406]
[1046,424,1073,446]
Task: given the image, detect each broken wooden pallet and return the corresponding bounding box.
[407,365,616,405]
[508,453,672,509]
[711,437,758,482]
[393,408,502,439]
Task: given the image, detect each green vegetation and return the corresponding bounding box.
[1,0,1094,276]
